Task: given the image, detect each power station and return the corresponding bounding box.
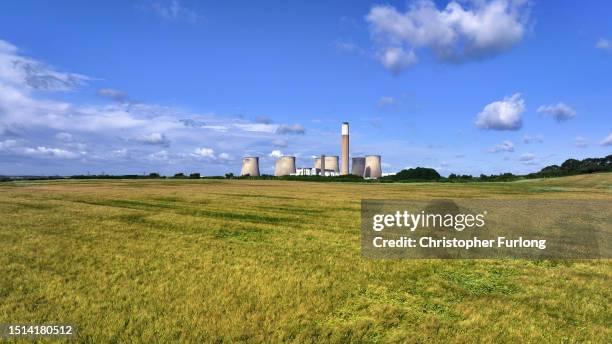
[241,121,382,178]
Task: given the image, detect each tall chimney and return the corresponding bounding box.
[341,122,349,175]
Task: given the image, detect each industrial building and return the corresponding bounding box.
[240,121,382,178]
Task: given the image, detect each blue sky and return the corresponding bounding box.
[0,0,610,176]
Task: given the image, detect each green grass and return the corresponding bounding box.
[0,174,610,343]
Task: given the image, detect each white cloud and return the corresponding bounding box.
[601,133,612,146]
[0,39,89,91]
[0,139,78,159]
[537,102,576,122]
[519,153,535,161]
[475,93,524,130]
[488,140,515,153]
[269,150,283,158]
[0,39,329,175]
[137,132,170,146]
[574,136,588,148]
[192,147,215,159]
[378,47,417,75]
[0,139,18,150]
[22,146,78,159]
[235,123,277,134]
[596,38,611,51]
[366,0,530,74]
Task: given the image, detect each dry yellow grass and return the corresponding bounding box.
[0,174,610,342]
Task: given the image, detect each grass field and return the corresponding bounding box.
[1,174,611,343]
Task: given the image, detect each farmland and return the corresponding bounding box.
[0,174,611,343]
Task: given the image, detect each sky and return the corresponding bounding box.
[0,0,610,176]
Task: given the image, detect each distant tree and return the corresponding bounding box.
[560,159,581,172]
[531,155,612,178]
[174,173,185,178]
[225,173,234,179]
[189,173,201,179]
[448,173,473,182]
[384,167,441,181]
[149,172,160,178]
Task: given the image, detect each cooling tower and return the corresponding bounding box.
[320,154,325,176]
[351,157,366,177]
[326,155,339,172]
[240,156,260,176]
[314,156,340,172]
[364,155,382,179]
[341,122,349,175]
[274,156,296,176]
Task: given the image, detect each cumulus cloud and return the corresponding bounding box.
[192,147,215,159]
[23,146,78,159]
[488,140,515,153]
[475,93,524,130]
[596,38,611,51]
[0,39,325,175]
[137,132,170,146]
[1,140,81,159]
[365,0,530,74]
[537,102,576,122]
[276,124,305,135]
[522,134,543,144]
[269,150,283,158]
[574,136,588,148]
[378,47,417,75]
[0,139,18,150]
[601,133,612,146]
